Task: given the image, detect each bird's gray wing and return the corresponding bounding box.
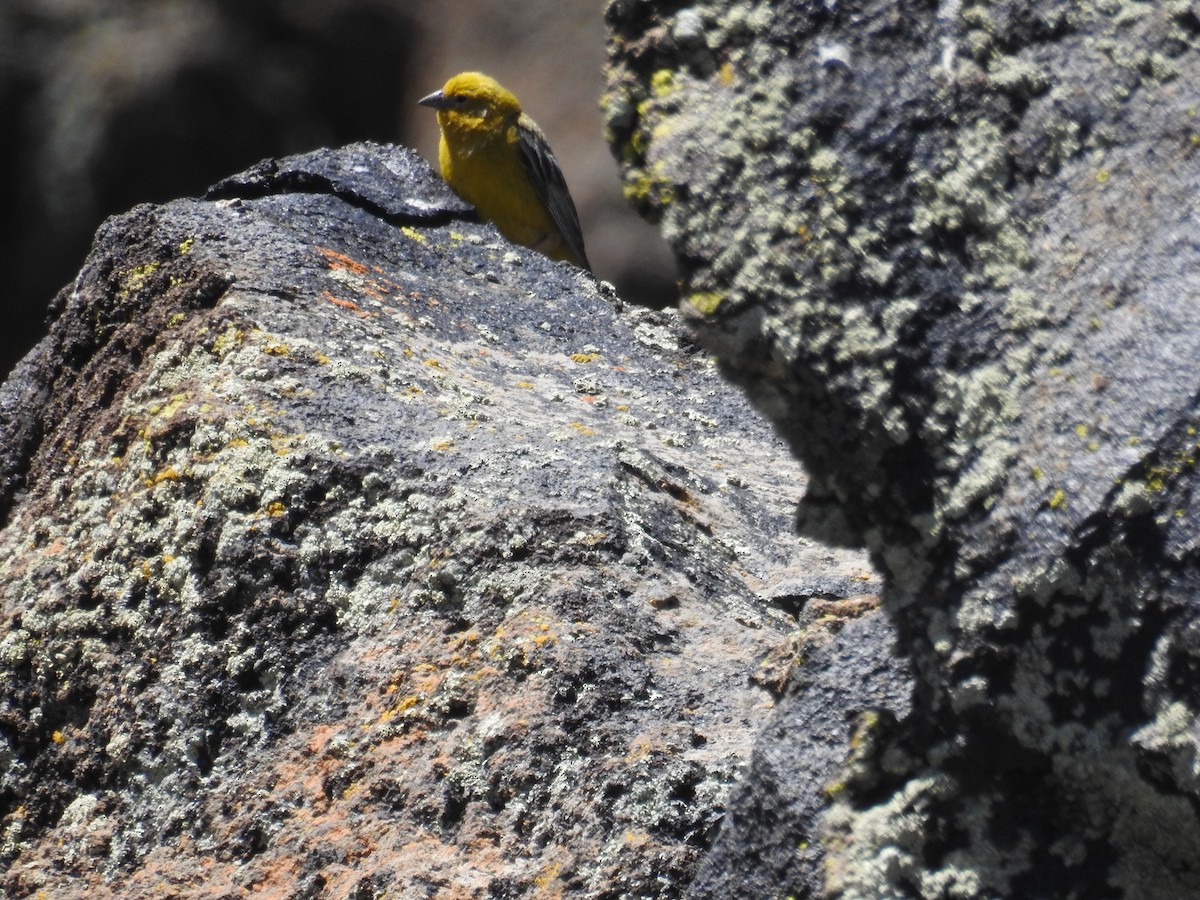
[515,114,590,270]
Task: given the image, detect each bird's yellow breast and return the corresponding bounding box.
[437,123,573,263]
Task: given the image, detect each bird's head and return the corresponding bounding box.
[419,72,522,136]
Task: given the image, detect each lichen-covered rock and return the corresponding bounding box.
[0,142,887,897]
[604,0,1200,896]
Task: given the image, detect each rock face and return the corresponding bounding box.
[0,143,891,897]
[604,0,1200,896]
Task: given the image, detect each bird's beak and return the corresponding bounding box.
[418,89,449,109]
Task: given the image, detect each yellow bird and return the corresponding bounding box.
[419,72,591,270]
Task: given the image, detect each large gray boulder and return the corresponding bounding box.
[0,143,890,897]
[605,0,1200,896]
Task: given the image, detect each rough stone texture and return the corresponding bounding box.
[692,603,911,896]
[604,0,1200,896]
[0,142,893,897]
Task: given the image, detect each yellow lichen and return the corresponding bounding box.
[534,862,563,889]
[212,327,244,356]
[650,68,677,98]
[684,291,726,315]
[623,167,675,208]
[118,261,162,300]
[145,465,181,487]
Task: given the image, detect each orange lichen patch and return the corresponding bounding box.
[407,666,447,696]
[304,724,345,757]
[322,291,377,318]
[464,677,531,722]
[315,246,406,303]
[6,608,637,898]
[116,843,248,897]
[324,292,358,311]
[398,289,443,310]
[450,629,482,651]
[481,611,564,671]
[316,247,371,276]
[239,854,306,899]
[40,538,66,557]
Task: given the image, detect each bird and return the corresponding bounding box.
[419,72,591,270]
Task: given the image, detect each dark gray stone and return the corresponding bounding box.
[0,141,884,897]
[604,0,1200,895]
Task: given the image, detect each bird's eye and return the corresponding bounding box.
[452,95,468,106]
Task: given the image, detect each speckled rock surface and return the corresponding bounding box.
[604,0,1200,896]
[0,142,892,897]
